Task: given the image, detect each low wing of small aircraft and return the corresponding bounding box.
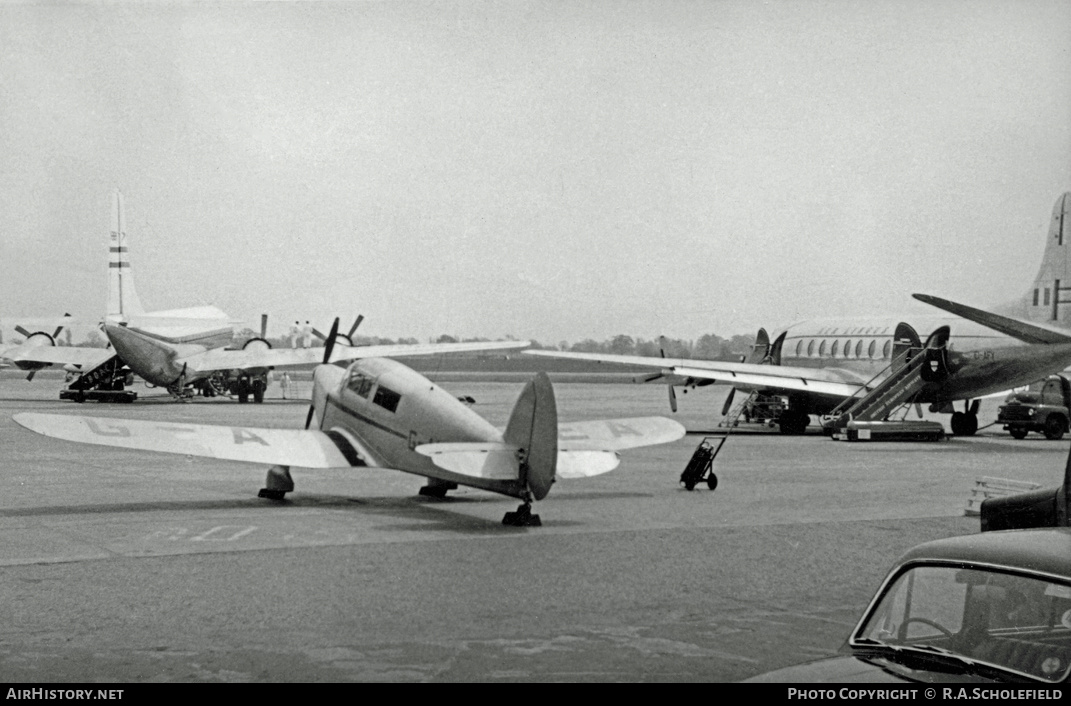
[14,320,685,526]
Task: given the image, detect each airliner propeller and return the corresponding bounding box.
[659,336,677,413]
[313,316,363,347]
[15,314,72,380]
[305,317,340,430]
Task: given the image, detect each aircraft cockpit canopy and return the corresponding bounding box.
[345,365,402,413]
[346,367,375,399]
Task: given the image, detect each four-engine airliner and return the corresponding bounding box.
[526,193,1071,437]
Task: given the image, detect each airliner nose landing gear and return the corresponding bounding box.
[950,400,980,436]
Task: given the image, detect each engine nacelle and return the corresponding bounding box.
[22,331,57,348]
[242,337,272,352]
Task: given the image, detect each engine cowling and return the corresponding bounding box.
[242,337,272,352]
[22,331,57,347]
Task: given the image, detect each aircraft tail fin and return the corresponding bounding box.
[504,372,558,500]
[106,190,144,319]
[998,192,1071,327]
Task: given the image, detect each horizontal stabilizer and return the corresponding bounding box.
[414,442,622,480]
[557,416,686,451]
[415,442,520,480]
[13,413,357,469]
[913,294,1071,344]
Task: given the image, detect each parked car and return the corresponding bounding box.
[747,456,1070,683]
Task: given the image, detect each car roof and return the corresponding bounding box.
[895,528,1071,579]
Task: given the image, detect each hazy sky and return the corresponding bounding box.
[1,0,1069,344]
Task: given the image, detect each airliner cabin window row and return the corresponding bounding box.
[831,340,839,357]
[796,340,803,356]
[844,339,852,357]
[883,340,891,358]
[807,340,815,356]
[868,340,876,359]
[373,385,402,413]
[819,341,827,356]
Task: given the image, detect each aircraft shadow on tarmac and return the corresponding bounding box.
[0,493,587,532]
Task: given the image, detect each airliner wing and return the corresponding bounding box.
[330,339,531,360]
[1,345,114,369]
[913,294,1071,344]
[13,413,359,469]
[180,346,326,373]
[524,350,867,399]
[180,340,532,375]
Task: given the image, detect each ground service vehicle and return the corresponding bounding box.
[746,449,1071,683]
[997,375,1071,440]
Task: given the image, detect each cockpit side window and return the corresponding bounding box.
[347,370,375,399]
[373,385,401,413]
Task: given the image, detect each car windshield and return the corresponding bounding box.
[852,564,1071,683]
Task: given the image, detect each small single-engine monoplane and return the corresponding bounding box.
[14,320,685,526]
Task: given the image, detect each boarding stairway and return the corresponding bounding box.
[59,353,137,403]
[718,390,760,428]
[825,325,950,441]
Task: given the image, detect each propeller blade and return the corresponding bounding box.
[668,384,677,413]
[304,318,339,430]
[311,327,328,341]
[26,370,37,382]
[260,314,268,339]
[321,317,340,364]
[347,315,364,340]
[15,325,31,338]
[52,314,71,340]
[721,387,736,416]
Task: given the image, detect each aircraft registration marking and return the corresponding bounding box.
[83,419,269,446]
[559,421,641,441]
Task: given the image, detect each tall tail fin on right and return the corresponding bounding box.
[106,190,144,319]
[1000,192,1071,326]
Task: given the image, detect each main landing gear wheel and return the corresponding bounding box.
[502,501,541,527]
[257,489,287,501]
[258,465,293,501]
[413,484,456,499]
[950,411,978,437]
